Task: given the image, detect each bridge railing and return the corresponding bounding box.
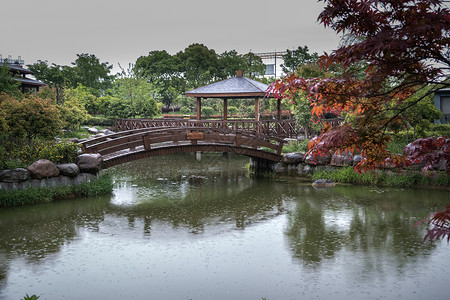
[82,127,285,158]
[114,119,299,138]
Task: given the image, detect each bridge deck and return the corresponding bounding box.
[81,127,285,168]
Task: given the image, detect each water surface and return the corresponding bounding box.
[0,153,449,299]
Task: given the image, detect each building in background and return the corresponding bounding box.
[434,88,450,124]
[0,55,45,93]
[254,51,286,79]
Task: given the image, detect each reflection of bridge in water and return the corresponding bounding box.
[82,123,287,169]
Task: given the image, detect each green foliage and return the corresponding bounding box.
[70,53,113,96]
[108,75,160,118]
[201,106,214,118]
[28,61,69,104]
[0,175,113,207]
[177,43,220,88]
[397,86,442,139]
[0,62,21,97]
[282,139,309,154]
[0,93,62,140]
[85,115,115,127]
[241,52,265,78]
[218,50,245,79]
[281,45,319,74]
[0,139,80,169]
[59,95,90,130]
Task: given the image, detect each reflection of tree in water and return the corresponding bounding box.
[285,198,343,267]
[285,185,439,269]
[0,195,110,290]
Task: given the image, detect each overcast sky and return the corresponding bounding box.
[2,0,341,73]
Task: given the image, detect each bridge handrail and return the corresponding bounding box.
[82,126,285,157]
[114,118,299,138]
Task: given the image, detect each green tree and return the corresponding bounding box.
[281,46,319,74]
[0,63,21,97]
[59,97,90,131]
[241,52,265,78]
[27,61,71,104]
[64,84,99,115]
[398,86,442,140]
[217,50,245,79]
[110,68,160,118]
[177,43,219,88]
[70,53,113,96]
[134,51,184,107]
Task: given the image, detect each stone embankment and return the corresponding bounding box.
[0,154,103,191]
[266,151,445,175]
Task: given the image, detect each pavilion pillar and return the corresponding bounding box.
[255,97,260,122]
[277,98,281,120]
[223,98,228,121]
[196,97,202,120]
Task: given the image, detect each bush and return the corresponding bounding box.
[201,106,214,118]
[282,139,309,154]
[0,139,80,169]
[83,115,114,127]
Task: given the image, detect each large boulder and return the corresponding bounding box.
[304,152,332,165]
[76,153,103,173]
[87,127,99,134]
[56,163,80,177]
[330,151,354,167]
[312,178,336,187]
[281,152,305,165]
[0,168,30,182]
[27,159,60,179]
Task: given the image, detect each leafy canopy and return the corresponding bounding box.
[269,0,450,172]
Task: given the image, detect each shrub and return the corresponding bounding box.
[0,139,80,169]
[201,106,214,118]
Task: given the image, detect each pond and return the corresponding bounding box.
[0,153,449,300]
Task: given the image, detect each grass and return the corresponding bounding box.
[310,166,450,188]
[0,174,113,207]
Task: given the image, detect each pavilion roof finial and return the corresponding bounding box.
[236,70,243,77]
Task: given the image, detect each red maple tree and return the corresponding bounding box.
[269,0,450,172]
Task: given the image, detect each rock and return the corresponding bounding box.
[312,178,336,187]
[27,159,60,179]
[100,129,115,135]
[76,153,103,173]
[87,127,99,134]
[330,152,354,167]
[92,133,106,139]
[272,163,287,173]
[353,155,365,166]
[282,152,305,165]
[0,168,30,182]
[56,163,80,177]
[304,152,332,165]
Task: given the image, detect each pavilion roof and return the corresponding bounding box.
[185,74,273,98]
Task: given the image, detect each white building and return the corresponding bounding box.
[254,51,287,79]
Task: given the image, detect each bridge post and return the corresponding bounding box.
[196,151,202,161]
[249,157,275,175]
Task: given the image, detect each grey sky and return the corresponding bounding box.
[2,0,340,73]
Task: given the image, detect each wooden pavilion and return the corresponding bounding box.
[185,70,282,121]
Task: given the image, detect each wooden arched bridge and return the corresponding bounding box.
[81,126,285,169]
